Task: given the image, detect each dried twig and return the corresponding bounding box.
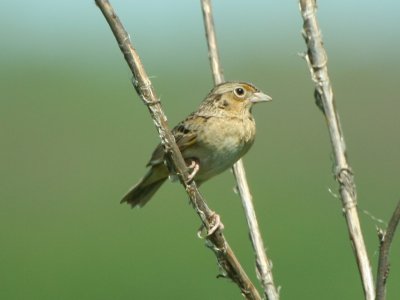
[376,200,400,300]
[200,0,224,84]
[201,1,279,299]
[95,0,261,299]
[299,1,375,299]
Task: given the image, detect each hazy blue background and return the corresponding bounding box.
[1,1,399,299]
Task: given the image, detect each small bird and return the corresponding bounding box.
[122,81,272,207]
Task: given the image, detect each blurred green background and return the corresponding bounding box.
[1,1,399,299]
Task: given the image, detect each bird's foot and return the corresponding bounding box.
[185,158,200,183]
[207,212,224,236]
[197,212,224,238]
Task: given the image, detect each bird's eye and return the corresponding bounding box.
[234,87,245,98]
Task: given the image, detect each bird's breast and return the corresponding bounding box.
[183,116,256,182]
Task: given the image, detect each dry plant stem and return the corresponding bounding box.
[201,1,279,299]
[95,1,261,299]
[376,200,400,300]
[201,0,224,84]
[299,1,375,299]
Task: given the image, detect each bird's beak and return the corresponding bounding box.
[250,92,272,103]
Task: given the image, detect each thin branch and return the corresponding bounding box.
[376,200,400,300]
[201,1,279,299]
[299,1,375,299]
[201,0,224,85]
[95,1,261,299]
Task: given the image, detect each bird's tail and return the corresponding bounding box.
[121,164,168,208]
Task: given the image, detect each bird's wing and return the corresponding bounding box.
[146,113,206,167]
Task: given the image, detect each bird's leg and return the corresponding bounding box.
[185,158,200,183]
[184,158,223,237]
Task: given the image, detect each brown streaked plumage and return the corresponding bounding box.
[121,81,272,207]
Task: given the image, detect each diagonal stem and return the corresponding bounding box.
[299,1,375,299]
[376,200,400,300]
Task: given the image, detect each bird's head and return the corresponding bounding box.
[202,81,272,116]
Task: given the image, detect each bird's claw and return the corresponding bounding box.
[197,212,224,239]
[186,159,200,183]
[207,213,224,236]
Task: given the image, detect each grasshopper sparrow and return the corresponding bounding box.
[122,81,272,207]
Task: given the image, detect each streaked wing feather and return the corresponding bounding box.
[147,115,199,166]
